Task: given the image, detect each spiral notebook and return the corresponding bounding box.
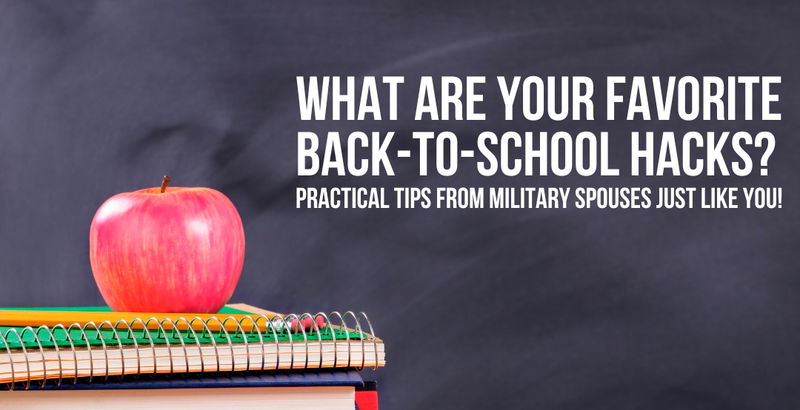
[0,304,385,388]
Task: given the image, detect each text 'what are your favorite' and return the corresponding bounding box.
[295,75,780,178]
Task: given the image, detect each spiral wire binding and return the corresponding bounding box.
[42,325,65,386]
[128,318,155,377]
[113,319,140,377]
[0,311,380,390]
[0,331,15,390]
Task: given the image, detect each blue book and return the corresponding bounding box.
[4,371,365,410]
[18,369,364,390]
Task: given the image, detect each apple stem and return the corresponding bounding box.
[160,176,171,193]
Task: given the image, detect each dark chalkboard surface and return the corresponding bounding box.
[0,1,798,409]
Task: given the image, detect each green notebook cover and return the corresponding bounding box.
[0,307,363,350]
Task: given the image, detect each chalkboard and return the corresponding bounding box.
[0,1,797,409]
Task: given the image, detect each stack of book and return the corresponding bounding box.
[0,304,385,409]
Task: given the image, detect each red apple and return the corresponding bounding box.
[89,177,245,313]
